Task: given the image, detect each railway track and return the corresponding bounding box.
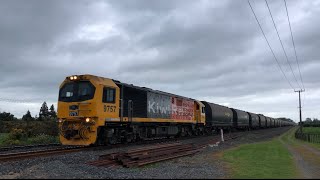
[0,135,214,163]
[0,131,242,163]
[0,143,61,152]
[0,146,87,162]
[0,134,215,163]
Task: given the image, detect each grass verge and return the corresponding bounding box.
[302,127,320,134]
[223,130,298,179]
[280,127,320,150]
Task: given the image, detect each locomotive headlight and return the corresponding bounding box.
[85,118,90,123]
[73,76,77,80]
[58,119,63,123]
[70,76,74,80]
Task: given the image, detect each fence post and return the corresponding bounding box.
[308,134,310,142]
[294,129,320,144]
[220,129,224,142]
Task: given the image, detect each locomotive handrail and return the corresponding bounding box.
[77,102,91,105]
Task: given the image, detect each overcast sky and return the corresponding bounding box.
[0,0,319,122]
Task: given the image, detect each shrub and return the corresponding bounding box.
[0,120,59,137]
[26,120,59,137]
[9,128,27,141]
[1,128,27,145]
[0,124,60,146]
[27,134,59,144]
[3,139,21,146]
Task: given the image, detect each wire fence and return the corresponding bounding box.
[295,131,320,144]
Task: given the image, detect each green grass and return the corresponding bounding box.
[293,127,320,150]
[296,138,320,150]
[280,127,298,145]
[283,127,320,149]
[223,131,298,179]
[0,133,59,146]
[282,126,320,151]
[0,133,9,145]
[302,127,320,134]
[25,134,59,145]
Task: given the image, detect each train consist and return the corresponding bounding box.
[57,74,294,146]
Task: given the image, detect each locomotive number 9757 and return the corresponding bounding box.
[104,105,116,112]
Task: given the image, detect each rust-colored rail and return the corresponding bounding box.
[0,146,86,162]
[0,143,61,152]
[87,133,241,168]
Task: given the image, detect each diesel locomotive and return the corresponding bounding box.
[57,74,294,146]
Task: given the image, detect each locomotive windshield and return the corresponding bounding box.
[59,81,95,102]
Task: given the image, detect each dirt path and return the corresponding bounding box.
[280,128,320,179]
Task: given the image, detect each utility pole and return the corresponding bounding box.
[295,89,305,133]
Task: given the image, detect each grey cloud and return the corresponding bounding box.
[0,0,318,121]
[109,0,185,14]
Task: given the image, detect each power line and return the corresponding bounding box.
[265,0,302,90]
[284,0,305,91]
[302,90,306,108]
[248,0,295,91]
[0,98,33,103]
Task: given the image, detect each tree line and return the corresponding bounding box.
[301,117,320,127]
[277,117,295,123]
[0,101,57,121]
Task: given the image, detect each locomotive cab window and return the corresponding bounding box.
[103,87,115,103]
[202,107,205,113]
[59,81,95,102]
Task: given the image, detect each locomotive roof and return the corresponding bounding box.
[112,79,196,101]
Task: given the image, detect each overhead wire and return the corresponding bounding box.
[248,0,296,91]
[283,0,306,114]
[265,0,302,90]
[284,0,305,91]
[0,97,33,104]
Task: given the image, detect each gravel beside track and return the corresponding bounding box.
[0,127,292,179]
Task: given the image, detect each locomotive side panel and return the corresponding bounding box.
[120,85,148,118]
[146,92,195,121]
[171,97,194,120]
[147,92,171,119]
